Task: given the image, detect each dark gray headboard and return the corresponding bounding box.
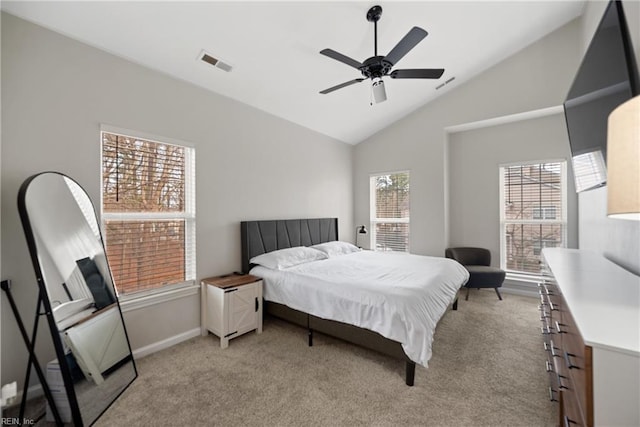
[241,218,338,273]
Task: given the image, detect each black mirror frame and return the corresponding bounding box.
[17,171,137,426]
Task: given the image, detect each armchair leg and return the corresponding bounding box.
[495,288,503,300]
[465,287,470,301]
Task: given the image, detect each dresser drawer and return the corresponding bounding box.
[561,388,587,426]
[555,346,585,426]
[557,305,593,426]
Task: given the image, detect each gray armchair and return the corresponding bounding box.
[445,247,504,301]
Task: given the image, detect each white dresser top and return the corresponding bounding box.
[542,248,640,356]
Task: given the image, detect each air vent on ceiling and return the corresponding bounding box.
[199,50,233,72]
[436,76,455,90]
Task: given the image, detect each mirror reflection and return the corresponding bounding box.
[20,172,136,425]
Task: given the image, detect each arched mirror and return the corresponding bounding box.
[18,172,137,426]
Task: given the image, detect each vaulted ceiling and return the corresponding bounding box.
[2,1,585,144]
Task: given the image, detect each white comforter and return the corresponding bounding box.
[251,250,469,367]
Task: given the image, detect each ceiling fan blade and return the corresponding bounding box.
[384,27,428,66]
[319,79,366,95]
[390,68,445,79]
[320,49,363,69]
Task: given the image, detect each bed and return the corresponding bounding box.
[240,218,468,386]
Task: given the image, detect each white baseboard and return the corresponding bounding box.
[132,327,201,359]
[5,328,200,412]
[4,383,44,411]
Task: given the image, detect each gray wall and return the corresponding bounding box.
[354,13,581,258]
[576,0,640,275]
[448,111,579,263]
[1,13,353,393]
[354,0,640,276]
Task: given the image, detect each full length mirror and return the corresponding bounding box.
[18,172,137,426]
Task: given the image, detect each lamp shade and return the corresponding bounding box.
[607,95,640,220]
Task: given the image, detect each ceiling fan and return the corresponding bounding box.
[319,5,444,104]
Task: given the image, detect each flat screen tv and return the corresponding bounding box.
[563,0,639,192]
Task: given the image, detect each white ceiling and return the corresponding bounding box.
[2,1,585,144]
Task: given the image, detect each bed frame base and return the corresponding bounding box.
[267,300,416,386]
[305,329,414,385]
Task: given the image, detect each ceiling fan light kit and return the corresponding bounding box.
[372,77,387,103]
[319,5,444,104]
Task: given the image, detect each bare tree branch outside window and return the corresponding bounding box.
[102,132,195,294]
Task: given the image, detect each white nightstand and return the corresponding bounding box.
[201,273,263,348]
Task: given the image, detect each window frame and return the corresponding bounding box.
[100,125,196,299]
[498,159,567,279]
[369,170,410,253]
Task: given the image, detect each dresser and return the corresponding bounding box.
[540,248,640,426]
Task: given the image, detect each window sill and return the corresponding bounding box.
[119,283,199,313]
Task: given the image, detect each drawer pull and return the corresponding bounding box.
[555,321,567,334]
[563,416,577,427]
[548,387,558,402]
[545,360,554,373]
[543,341,561,357]
[538,282,555,296]
[556,373,569,390]
[541,325,554,335]
[564,351,579,369]
[549,301,559,311]
[539,306,550,320]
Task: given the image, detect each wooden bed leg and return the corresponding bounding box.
[452,296,458,311]
[405,361,415,386]
[308,328,313,347]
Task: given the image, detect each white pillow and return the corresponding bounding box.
[250,246,327,270]
[311,241,361,258]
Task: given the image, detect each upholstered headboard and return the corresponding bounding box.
[240,218,338,273]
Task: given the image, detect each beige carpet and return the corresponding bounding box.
[93,289,556,426]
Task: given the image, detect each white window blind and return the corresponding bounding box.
[571,150,606,192]
[101,130,195,295]
[499,161,567,275]
[370,172,410,252]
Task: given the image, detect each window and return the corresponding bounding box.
[532,206,557,220]
[500,161,567,275]
[571,150,606,193]
[532,239,557,256]
[370,171,410,252]
[101,129,195,295]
